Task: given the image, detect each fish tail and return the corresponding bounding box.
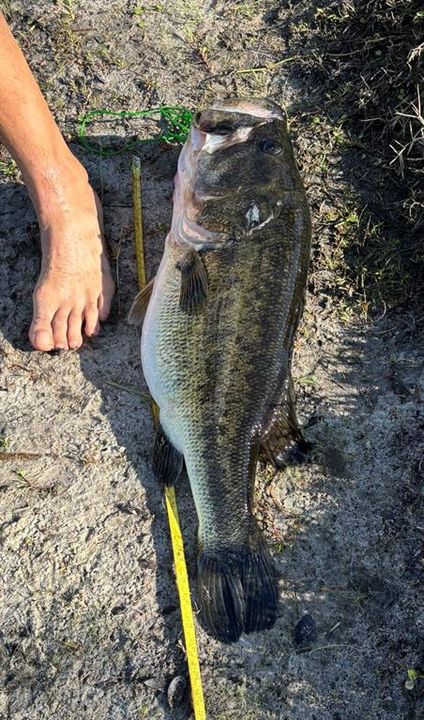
[197,528,278,643]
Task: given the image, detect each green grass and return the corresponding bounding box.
[0,158,20,181]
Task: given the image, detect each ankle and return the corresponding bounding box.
[24,150,90,227]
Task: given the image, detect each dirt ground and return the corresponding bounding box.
[1,1,423,719]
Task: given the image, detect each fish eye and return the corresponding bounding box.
[259,139,282,155]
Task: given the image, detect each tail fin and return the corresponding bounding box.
[197,535,278,643]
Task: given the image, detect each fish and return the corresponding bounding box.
[129,98,312,643]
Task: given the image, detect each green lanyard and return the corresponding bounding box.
[77,105,193,156]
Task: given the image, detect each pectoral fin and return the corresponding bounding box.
[176,249,208,314]
[127,278,155,325]
[260,374,310,468]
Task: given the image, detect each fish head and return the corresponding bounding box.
[175,98,302,243]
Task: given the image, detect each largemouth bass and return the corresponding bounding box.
[129,98,311,643]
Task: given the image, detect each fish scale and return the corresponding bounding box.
[150,216,305,529]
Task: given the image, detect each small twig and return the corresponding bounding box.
[304,643,350,654]
[327,621,342,635]
[103,378,150,402]
[236,55,305,75]
[0,452,43,460]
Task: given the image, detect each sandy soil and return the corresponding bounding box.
[1,1,423,719]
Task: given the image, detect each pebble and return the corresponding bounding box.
[294,613,317,647]
[167,675,187,709]
[144,677,167,692]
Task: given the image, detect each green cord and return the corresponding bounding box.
[77,105,193,157]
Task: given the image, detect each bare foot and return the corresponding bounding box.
[28,163,115,351]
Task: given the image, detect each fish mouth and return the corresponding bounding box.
[192,125,255,156]
[191,98,285,155]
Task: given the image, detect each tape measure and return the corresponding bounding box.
[131,157,206,720]
[165,486,206,718]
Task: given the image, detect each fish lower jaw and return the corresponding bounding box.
[171,213,228,250]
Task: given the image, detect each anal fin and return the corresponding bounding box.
[260,374,310,468]
[127,277,155,325]
[153,425,184,486]
[176,249,208,314]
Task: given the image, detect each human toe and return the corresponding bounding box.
[98,291,113,321]
[98,270,115,321]
[29,317,55,351]
[67,308,84,349]
[52,308,71,349]
[31,288,56,351]
[84,303,100,337]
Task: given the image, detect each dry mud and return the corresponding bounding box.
[1,1,423,719]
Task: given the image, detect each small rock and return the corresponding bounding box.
[144,677,167,692]
[294,613,317,647]
[167,675,187,709]
[110,603,126,615]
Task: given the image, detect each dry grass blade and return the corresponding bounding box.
[0,452,43,460]
[102,377,150,402]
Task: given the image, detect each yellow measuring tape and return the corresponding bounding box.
[132,157,147,291]
[131,157,206,720]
